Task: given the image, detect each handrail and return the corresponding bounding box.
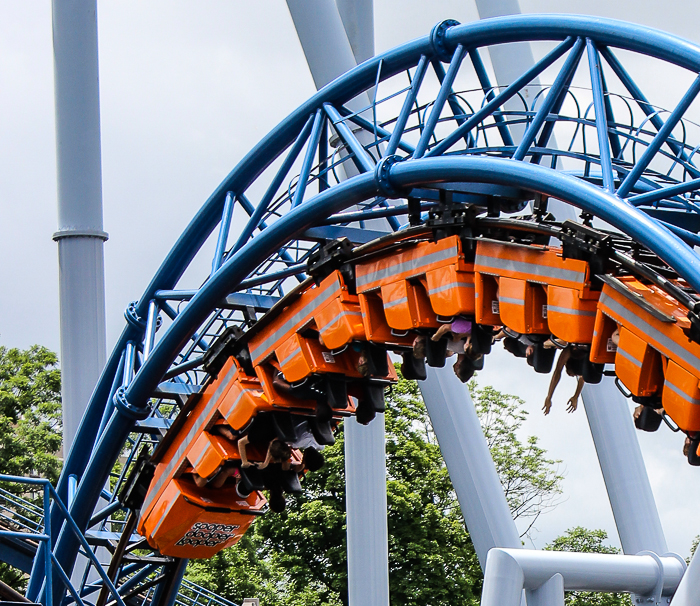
[0,474,239,606]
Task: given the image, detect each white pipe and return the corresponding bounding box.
[482,548,685,606]
[526,573,564,606]
[420,367,521,570]
[669,549,700,606]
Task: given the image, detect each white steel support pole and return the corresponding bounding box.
[420,367,521,570]
[670,549,700,606]
[582,382,668,555]
[473,0,669,559]
[285,3,391,606]
[52,0,108,453]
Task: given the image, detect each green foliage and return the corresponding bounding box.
[188,371,564,606]
[546,528,631,606]
[469,381,563,535]
[0,345,63,591]
[690,535,699,562]
[0,345,62,483]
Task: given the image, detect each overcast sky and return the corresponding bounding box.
[2,0,700,557]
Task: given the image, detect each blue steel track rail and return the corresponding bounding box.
[24,14,700,605]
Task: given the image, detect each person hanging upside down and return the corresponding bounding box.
[543,345,585,415]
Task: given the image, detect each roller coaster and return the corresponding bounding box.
[4,12,700,606]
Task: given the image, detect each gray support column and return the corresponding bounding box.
[52,0,108,452]
[582,381,668,555]
[344,416,390,606]
[420,367,521,570]
[669,549,699,606]
[285,3,390,605]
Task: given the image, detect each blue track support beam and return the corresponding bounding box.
[513,37,585,161]
[292,109,325,208]
[211,191,235,276]
[427,37,575,157]
[323,103,375,173]
[385,55,428,157]
[232,113,316,254]
[468,48,515,147]
[413,45,466,159]
[587,39,615,193]
[617,74,700,197]
[340,105,416,155]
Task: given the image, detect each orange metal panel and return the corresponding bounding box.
[425,265,475,317]
[474,239,590,291]
[615,328,663,397]
[216,375,271,431]
[275,332,368,383]
[248,271,345,365]
[498,277,548,335]
[474,273,501,326]
[546,285,599,344]
[663,361,700,432]
[358,292,414,347]
[590,311,618,364]
[355,236,464,294]
[187,433,239,480]
[316,297,365,350]
[140,358,243,522]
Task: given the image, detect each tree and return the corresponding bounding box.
[0,345,63,590]
[470,381,563,536]
[546,528,631,606]
[188,371,563,605]
[0,345,62,483]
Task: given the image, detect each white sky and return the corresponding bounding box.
[1,0,700,557]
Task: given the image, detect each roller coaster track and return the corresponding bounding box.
[5,13,700,605]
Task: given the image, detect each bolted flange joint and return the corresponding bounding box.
[125,301,147,331]
[113,386,151,421]
[430,19,460,63]
[374,155,404,199]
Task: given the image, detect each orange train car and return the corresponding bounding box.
[247,270,367,382]
[138,358,272,557]
[354,235,475,342]
[593,276,700,432]
[473,238,599,343]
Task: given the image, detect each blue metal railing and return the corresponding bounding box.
[0,475,239,606]
[0,474,126,606]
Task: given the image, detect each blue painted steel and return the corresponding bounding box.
[341,106,416,155]
[617,74,700,197]
[323,103,375,173]
[39,14,700,603]
[292,109,324,208]
[427,37,575,157]
[468,48,514,147]
[414,45,466,159]
[513,37,585,161]
[599,46,699,175]
[386,55,428,157]
[631,178,700,206]
[211,191,235,276]
[232,113,315,255]
[587,39,614,193]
